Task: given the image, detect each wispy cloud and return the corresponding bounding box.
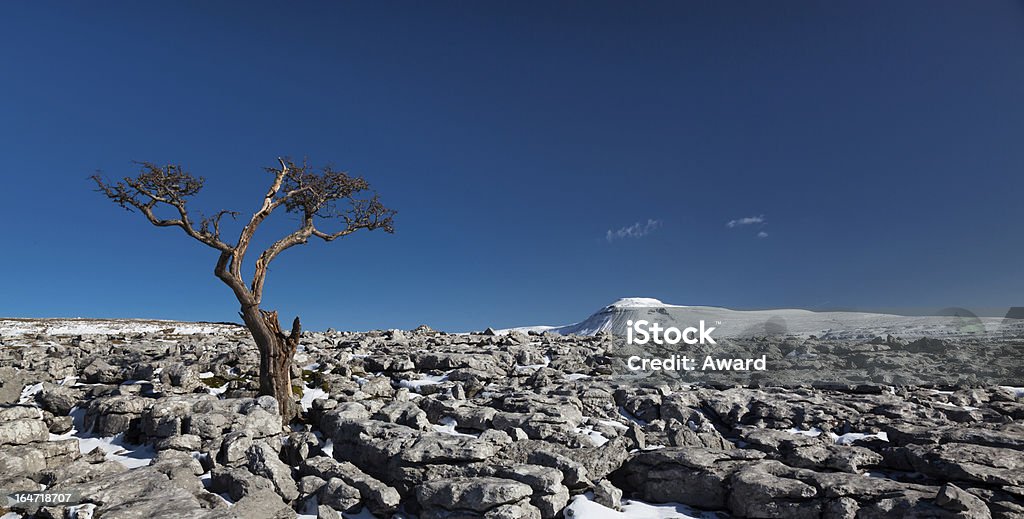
[757,231,768,238]
[606,219,662,242]
[726,215,765,228]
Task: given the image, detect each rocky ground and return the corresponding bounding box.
[1,321,1023,518]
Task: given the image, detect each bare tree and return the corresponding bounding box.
[92,158,395,422]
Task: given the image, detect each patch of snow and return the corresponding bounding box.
[50,408,156,469]
[1001,386,1024,398]
[784,427,889,444]
[19,382,44,404]
[433,417,478,438]
[66,503,97,519]
[598,419,629,431]
[933,401,979,411]
[208,384,229,396]
[322,439,334,458]
[607,298,680,308]
[564,373,591,381]
[618,406,649,426]
[399,374,448,392]
[301,384,329,412]
[574,425,610,447]
[833,431,889,445]
[2,512,25,519]
[787,427,824,438]
[564,493,716,518]
[199,372,215,379]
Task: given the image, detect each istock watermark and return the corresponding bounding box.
[624,319,767,372]
[626,319,717,345]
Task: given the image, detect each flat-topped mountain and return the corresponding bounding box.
[519,297,1019,339]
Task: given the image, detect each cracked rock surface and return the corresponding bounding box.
[0,319,1022,518]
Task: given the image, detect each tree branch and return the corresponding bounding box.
[94,157,396,310]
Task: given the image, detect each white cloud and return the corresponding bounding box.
[757,231,768,238]
[606,219,662,242]
[726,215,765,228]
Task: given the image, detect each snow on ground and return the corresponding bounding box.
[18,382,45,406]
[0,318,241,337]
[834,431,889,444]
[565,493,718,518]
[49,408,156,469]
[787,427,825,437]
[606,298,685,309]
[575,424,611,447]
[399,374,449,392]
[432,417,478,438]
[786,427,888,444]
[508,298,1015,338]
[1001,386,1024,398]
[300,383,329,412]
[66,504,96,519]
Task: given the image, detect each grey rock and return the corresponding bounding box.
[82,358,125,384]
[0,404,44,421]
[301,456,401,515]
[155,434,203,452]
[416,477,534,512]
[36,383,81,416]
[298,474,327,495]
[935,483,992,519]
[0,444,47,477]
[246,441,299,501]
[218,431,253,466]
[211,466,275,501]
[0,366,27,404]
[617,447,765,509]
[593,479,622,511]
[160,362,200,390]
[728,461,821,519]
[903,442,1024,486]
[0,418,49,446]
[316,504,342,519]
[317,477,362,512]
[374,400,432,430]
[48,466,206,519]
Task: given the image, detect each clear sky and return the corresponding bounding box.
[1,1,1022,331]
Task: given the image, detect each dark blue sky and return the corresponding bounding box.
[1,1,1022,330]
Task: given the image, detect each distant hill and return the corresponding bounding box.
[509,298,1019,339]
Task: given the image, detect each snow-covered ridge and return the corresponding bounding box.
[0,317,243,337]
[605,297,685,309]
[511,298,1020,339]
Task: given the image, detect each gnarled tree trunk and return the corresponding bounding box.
[93,159,395,426]
[240,305,300,422]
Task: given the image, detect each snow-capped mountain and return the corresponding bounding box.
[513,298,1019,339]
